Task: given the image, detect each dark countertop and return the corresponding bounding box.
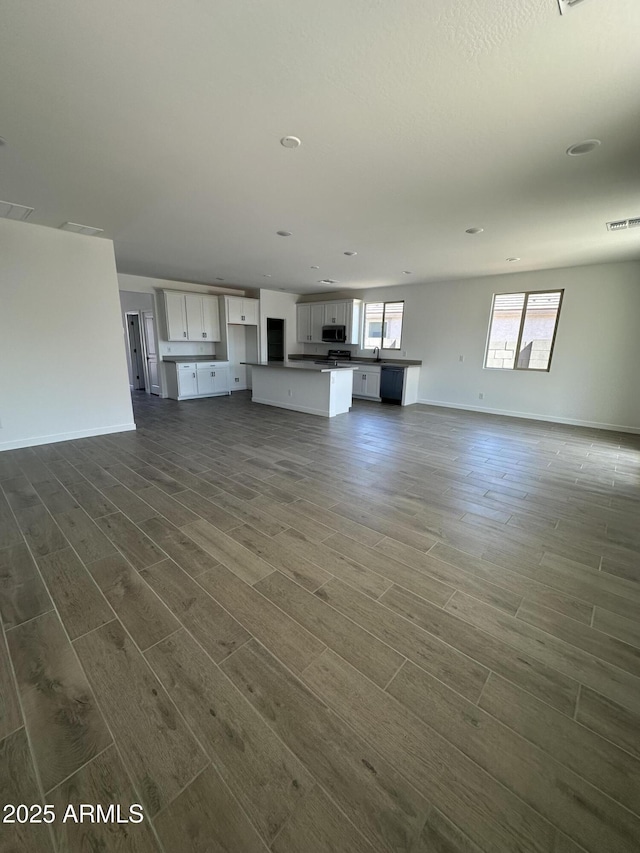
[162,356,229,363]
[287,354,422,367]
[242,360,357,373]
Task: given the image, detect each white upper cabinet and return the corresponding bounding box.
[165,291,188,340]
[226,296,259,325]
[201,296,220,340]
[164,291,221,341]
[297,304,311,342]
[296,299,361,344]
[323,302,348,326]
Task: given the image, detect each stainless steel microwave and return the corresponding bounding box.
[322,325,346,343]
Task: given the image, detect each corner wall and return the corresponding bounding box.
[259,289,303,362]
[0,219,135,450]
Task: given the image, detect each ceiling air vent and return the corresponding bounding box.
[557,0,590,13]
[607,218,640,232]
[0,200,34,221]
[60,222,104,236]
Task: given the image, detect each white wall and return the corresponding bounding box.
[0,219,135,450]
[259,289,303,361]
[299,261,640,432]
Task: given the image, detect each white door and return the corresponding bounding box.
[165,292,187,340]
[364,370,381,398]
[242,299,259,325]
[185,294,204,341]
[196,367,216,395]
[310,303,325,342]
[202,296,221,341]
[143,312,161,395]
[227,297,244,324]
[324,302,346,325]
[212,367,230,395]
[178,368,198,397]
[297,304,311,342]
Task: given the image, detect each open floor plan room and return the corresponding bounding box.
[1,393,639,853]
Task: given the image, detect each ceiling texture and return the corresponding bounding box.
[1,0,640,293]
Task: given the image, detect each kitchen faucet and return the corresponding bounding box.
[373,346,381,362]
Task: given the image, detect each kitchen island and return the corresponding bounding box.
[242,361,358,417]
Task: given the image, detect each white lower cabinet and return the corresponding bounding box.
[167,362,230,400]
[352,365,381,399]
[196,364,230,396]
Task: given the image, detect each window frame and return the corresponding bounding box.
[484,288,564,373]
[362,300,405,350]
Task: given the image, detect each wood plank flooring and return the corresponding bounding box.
[1,391,639,852]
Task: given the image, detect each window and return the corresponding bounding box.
[363,301,404,349]
[484,290,563,371]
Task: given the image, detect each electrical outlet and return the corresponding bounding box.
[478,392,484,400]
[235,377,240,383]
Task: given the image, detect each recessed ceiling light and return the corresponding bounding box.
[566,139,601,156]
[466,227,484,234]
[310,265,319,269]
[506,257,520,262]
[280,136,301,149]
[402,270,413,275]
[277,230,292,237]
[344,251,357,256]
[60,222,104,236]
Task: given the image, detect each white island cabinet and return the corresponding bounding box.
[164,360,230,400]
[243,361,357,417]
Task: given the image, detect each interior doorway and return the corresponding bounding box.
[126,313,146,391]
[142,311,161,395]
[266,317,285,361]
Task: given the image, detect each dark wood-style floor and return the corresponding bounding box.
[1,392,639,853]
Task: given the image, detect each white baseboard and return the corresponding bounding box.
[0,422,137,452]
[251,397,332,417]
[416,399,640,434]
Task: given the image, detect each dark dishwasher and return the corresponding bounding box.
[380,365,404,403]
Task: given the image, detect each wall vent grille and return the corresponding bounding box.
[59,222,104,236]
[607,218,640,232]
[558,0,590,14]
[0,200,34,221]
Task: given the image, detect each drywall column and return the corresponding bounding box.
[0,219,135,450]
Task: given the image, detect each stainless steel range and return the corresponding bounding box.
[314,349,352,366]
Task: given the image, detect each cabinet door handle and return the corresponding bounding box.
[363,374,366,379]
[192,372,196,378]
[241,315,245,321]
[203,332,207,338]
[213,371,216,377]
[211,372,214,377]
[183,331,187,337]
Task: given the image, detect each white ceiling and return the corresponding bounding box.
[1,0,640,294]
